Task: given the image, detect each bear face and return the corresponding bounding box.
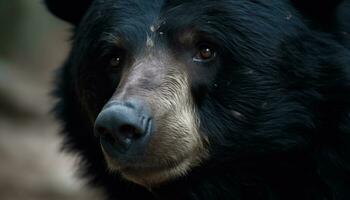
[60,0,301,187]
[46,0,350,199]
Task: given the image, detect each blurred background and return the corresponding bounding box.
[0,1,104,199]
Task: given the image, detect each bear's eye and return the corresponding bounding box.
[193,44,216,62]
[110,56,121,68]
[105,49,126,73]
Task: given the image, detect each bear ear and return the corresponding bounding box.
[44,0,94,24]
[291,0,344,28]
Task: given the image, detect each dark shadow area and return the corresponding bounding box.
[0,1,104,199]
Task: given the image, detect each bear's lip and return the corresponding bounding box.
[119,163,176,174]
[102,144,188,172]
[106,153,194,186]
[101,143,198,186]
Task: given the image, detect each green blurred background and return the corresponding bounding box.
[0,1,103,199]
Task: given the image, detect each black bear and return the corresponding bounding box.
[45,0,350,199]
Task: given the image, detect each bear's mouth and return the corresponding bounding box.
[115,161,194,187]
[118,158,193,186]
[100,142,203,187]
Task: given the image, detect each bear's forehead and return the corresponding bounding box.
[87,1,233,35]
[90,0,228,24]
[77,0,293,58]
[79,0,233,52]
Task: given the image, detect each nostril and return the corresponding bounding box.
[95,126,117,144]
[119,124,143,139]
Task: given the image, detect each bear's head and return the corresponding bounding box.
[45,0,350,193]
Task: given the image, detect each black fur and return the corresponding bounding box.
[46,0,350,199]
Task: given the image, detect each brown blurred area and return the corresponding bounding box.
[0,1,104,199]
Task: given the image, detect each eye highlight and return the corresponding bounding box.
[193,44,216,62]
[107,50,126,72]
[110,56,121,68]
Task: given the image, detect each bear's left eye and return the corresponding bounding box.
[110,56,122,68]
[193,44,216,62]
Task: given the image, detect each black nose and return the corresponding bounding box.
[94,100,152,152]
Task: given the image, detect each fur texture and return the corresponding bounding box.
[46,0,350,199]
